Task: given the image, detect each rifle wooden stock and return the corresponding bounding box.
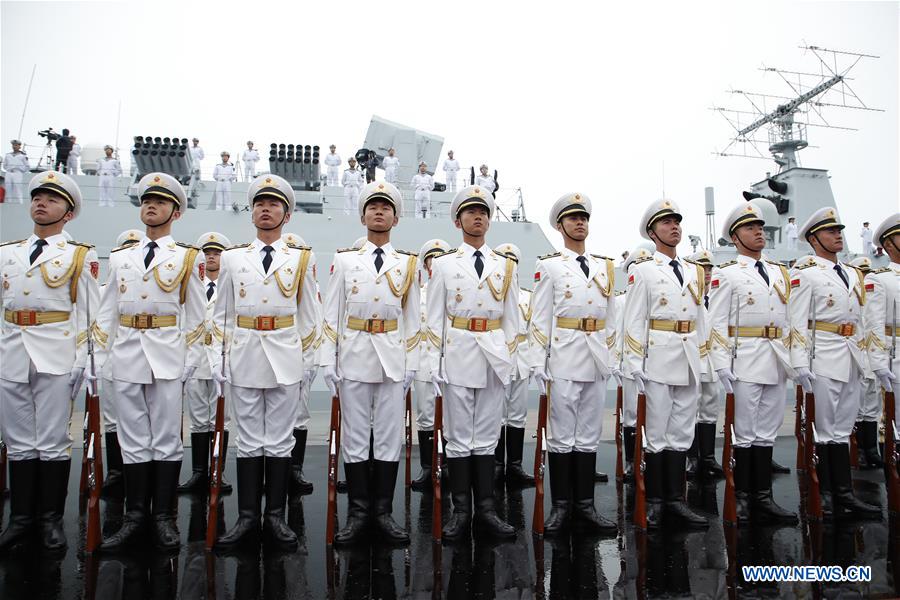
[405,389,412,487]
[804,391,823,521]
[432,392,443,541]
[432,540,443,600]
[84,389,104,554]
[326,393,341,546]
[633,391,647,530]
[205,392,226,550]
[885,391,899,515]
[722,391,737,526]
[615,385,624,482]
[533,534,545,599]
[205,552,218,600]
[795,385,806,473]
[532,387,548,536]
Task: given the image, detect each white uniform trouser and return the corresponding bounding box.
[99,174,115,206]
[0,367,73,461]
[213,181,231,210]
[812,374,861,445]
[732,380,786,448]
[644,374,700,453]
[622,377,637,427]
[787,238,798,250]
[327,166,339,187]
[232,383,299,458]
[4,171,26,203]
[113,378,184,463]
[857,377,881,421]
[414,191,430,219]
[244,163,257,181]
[385,168,397,185]
[446,174,457,193]
[502,376,528,429]
[547,377,606,453]
[343,187,359,215]
[67,157,79,175]
[294,381,311,429]
[442,366,505,458]
[186,378,232,432]
[414,379,436,430]
[339,378,404,463]
[101,376,117,433]
[697,381,720,424]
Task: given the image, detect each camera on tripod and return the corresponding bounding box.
[37,128,60,143]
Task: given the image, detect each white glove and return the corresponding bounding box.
[795,367,816,394]
[69,367,85,400]
[403,370,416,393]
[324,365,342,396]
[532,366,553,388]
[611,366,624,388]
[717,368,736,394]
[631,369,648,394]
[85,370,97,396]
[874,368,897,392]
[181,365,197,383]
[212,369,228,396]
[303,367,318,388]
[431,372,448,397]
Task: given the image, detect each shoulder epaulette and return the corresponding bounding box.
[615,289,627,296]
[520,286,532,293]
[871,267,891,274]
[684,258,698,266]
[434,248,456,258]
[794,262,815,270]
[66,241,94,249]
[286,243,311,251]
[765,259,786,267]
[538,251,561,261]
[225,243,251,251]
[590,254,613,261]
[335,247,356,253]
[717,260,737,268]
[176,242,200,251]
[633,255,653,265]
[496,251,518,263]
[110,244,132,253]
[396,249,417,257]
[0,239,25,247]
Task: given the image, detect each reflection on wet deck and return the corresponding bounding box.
[0,441,897,599]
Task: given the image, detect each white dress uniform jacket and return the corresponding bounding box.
[474,175,496,194]
[97,156,122,177]
[442,159,460,186]
[513,288,532,380]
[324,152,342,186]
[242,149,260,179]
[382,156,400,184]
[2,151,30,203]
[67,143,81,174]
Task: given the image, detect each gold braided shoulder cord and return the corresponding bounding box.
[153,248,194,297]
[385,255,418,307]
[271,249,309,300]
[852,267,866,306]
[687,263,704,306]
[773,265,791,304]
[40,246,86,301]
[486,257,515,302]
[591,258,614,298]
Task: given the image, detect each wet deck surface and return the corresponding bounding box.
[0,439,897,599]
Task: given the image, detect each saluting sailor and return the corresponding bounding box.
[528,193,617,535]
[427,185,519,540]
[707,201,797,524]
[177,232,234,495]
[213,174,319,550]
[95,172,207,551]
[0,171,99,553]
[788,207,880,520]
[321,181,420,545]
[621,199,709,529]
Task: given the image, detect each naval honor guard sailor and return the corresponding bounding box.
[0,171,99,552]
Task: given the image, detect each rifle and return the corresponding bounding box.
[432,314,447,541]
[886,299,899,516]
[326,300,344,547]
[795,383,806,474]
[206,295,228,550]
[805,294,823,521]
[615,386,624,483]
[850,422,859,469]
[723,295,740,526]
[532,334,551,537]
[633,287,652,531]
[83,280,104,553]
[405,388,412,487]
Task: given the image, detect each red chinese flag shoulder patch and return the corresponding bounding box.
[865,282,875,292]
[198,262,205,281]
[90,261,99,280]
[628,274,635,285]
[710,278,719,289]
[330,263,334,275]
[790,278,800,289]
[534,272,541,283]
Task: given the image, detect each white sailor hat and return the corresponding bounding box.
[196,232,231,252]
[848,256,872,272]
[494,242,522,263]
[103,144,114,151]
[450,185,494,219]
[282,232,307,247]
[623,244,654,272]
[688,249,715,267]
[800,207,844,239]
[640,199,682,240]
[247,174,294,214]
[138,172,186,208]
[353,236,368,249]
[873,213,900,247]
[419,238,450,261]
[359,181,402,217]
[29,171,82,219]
[722,201,765,240]
[549,193,592,229]
[116,229,143,247]
[10,139,21,145]
[220,150,230,157]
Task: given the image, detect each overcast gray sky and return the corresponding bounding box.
[2,0,897,255]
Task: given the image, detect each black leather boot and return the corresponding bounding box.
[334,461,370,546]
[471,455,515,539]
[733,446,752,525]
[663,450,708,528]
[544,452,572,535]
[411,430,433,492]
[815,443,834,521]
[216,456,263,549]
[593,470,609,483]
[623,426,635,483]
[102,432,124,500]
[289,429,314,499]
[573,452,616,534]
[0,459,39,552]
[697,423,724,479]
[770,458,791,474]
[100,461,153,551]
[859,421,884,470]
[686,424,699,478]
[263,457,298,549]
[38,459,70,552]
[505,427,535,487]
[750,446,797,524]
[177,432,210,493]
[372,460,409,544]
[153,460,182,550]
[644,451,664,530]
[494,427,506,486]
[442,457,472,541]
[831,443,881,520]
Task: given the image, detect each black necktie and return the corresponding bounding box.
[207,281,215,301]
[834,264,849,288]
[374,248,384,273]
[755,260,770,285]
[474,250,484,278]
[669,259,683,286]
[144,241,157,268]
[262,245,274,273]
[29,239,47,265]
[704,295,709,309]
[577,256,589,278]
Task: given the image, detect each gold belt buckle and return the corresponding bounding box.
[581,317,598,332]
[135,314,151,329]
[838,323,854,337]
[204,332,213,345]
[367,319,385,333]
[763,326,778,339]
[16,310,37,326]
[675,320,691,334]
[469,318,487,332]
[256,316,275,331]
